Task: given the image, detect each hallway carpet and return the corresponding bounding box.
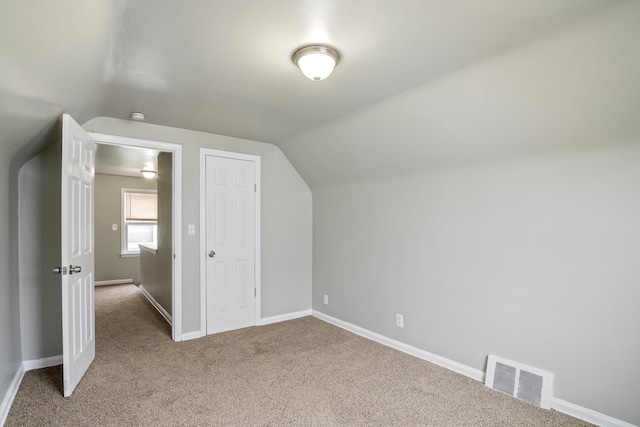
[7,284,592,426]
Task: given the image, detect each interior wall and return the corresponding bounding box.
[83,118,313,333]
[1,114,62,419]
[0,177,18,417]
[17,142,62,361]
[281,3,640,425]
[312,143,640,423]
[0,146,29,415]
[95,173,157,284]
[139,152,172,315]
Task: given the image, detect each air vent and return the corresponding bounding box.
[485,355,554,409]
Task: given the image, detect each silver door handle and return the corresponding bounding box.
[69,265,81,274]
[208,251,215,258]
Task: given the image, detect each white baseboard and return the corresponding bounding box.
[180,309,312,342]
[95,279,133,286]
[0,364,24,427]
[258,309,312,326]
[313,310,485,381]
[23,355,62,371]
[552,398,637,427]
[312,310,636,427]
[138,285,172,325]
[180,330,205,341]
[181,309,312,341]
[1,355,63,424]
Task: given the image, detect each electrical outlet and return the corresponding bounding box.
[396,314,404,328]
[323,295,328,305]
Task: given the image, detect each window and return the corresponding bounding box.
[122,189,157,256]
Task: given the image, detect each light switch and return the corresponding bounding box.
[188,224,196,235]
[112,224,118,231]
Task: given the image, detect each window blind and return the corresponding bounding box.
[125,192,157,221]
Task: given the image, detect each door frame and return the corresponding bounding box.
[199,148,261,335]
[88,132,183,341]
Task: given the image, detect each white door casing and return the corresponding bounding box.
[203,152,260,334]
[61,114,96,397]
[88,132,183,341]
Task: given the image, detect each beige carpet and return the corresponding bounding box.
[7,284,592,426]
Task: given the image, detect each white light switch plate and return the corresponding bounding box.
[188,224,196,235]
[112,224,118,231]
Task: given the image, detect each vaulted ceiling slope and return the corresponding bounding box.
[1,0,626,168]
[280,1,640,187]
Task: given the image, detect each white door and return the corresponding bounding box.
[61,114,96,397]
[206,155,256,334]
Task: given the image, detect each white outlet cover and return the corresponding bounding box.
[323,295,328,305]
[396,314,404,328]
[112,224,118,231]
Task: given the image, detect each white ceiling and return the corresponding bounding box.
[95,143,160,177]
[0,0,626,164]
[98,0,617,143]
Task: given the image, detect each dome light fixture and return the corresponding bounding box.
[140,169,157,179]
[292,45,341,82]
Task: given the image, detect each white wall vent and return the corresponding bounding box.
[485,355,554,409]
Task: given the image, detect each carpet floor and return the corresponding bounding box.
[6,284,593,426]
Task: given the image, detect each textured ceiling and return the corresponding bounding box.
[0,0,625,167]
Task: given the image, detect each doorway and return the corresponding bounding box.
[94,145,171,324]
[89,132,183,341]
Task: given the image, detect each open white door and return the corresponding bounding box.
[61,114,96,397]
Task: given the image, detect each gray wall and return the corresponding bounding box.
[18,142,63,361]
[0,165,20,417]
[281,3,640,425]
[1,110,61,419]
[312,144,640,423]
[83,118,313,333]
[1,0,128,405]
[0,121,55,408]
[95,173,157,284]
[139,152,173,315]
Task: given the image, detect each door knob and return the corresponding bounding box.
[53,267,62,274]
[208,251,216,258]
[69,265,82,274]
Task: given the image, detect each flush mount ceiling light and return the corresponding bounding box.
[292,45,341,82]
[140,169,157,179]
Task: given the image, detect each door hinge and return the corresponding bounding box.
[254,184,256,192]
[254,288,256,297]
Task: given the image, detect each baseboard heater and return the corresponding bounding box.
[485,355,554,409]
